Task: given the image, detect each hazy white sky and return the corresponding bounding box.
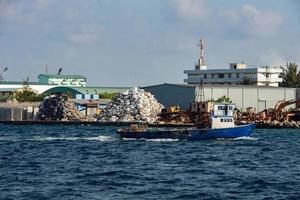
[0,0,299,86]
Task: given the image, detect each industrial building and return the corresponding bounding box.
[184,40,283,87]
[0,68,129,99]
[43,86,130,98]
[0,81,129,99]
[143,83,300,112]
[38,74,87,87]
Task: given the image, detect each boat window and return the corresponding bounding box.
[220,118,224,122]
[218,106,225,110]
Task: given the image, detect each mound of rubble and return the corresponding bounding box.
[97,87,163,123]
[38,94,84,121]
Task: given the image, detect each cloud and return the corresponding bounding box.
[0,0,49,21]
[0,0,21,20]
[35,0,49,8]
[171,2,283,38]
[259,49,286,66]
[65,24,104,44]
[219,10,240,25]
[241,4,283,36]
[172,0,208,20]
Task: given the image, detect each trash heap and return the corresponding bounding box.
[38,94,84,121]
[97,87,163,123]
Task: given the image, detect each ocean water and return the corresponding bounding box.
[0,125,300,200]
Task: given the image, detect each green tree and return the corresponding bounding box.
[215,96,232,103]
[241,76,254,85]
[99,92,117,99]
[280,62,300,87]
[13,87,45,102]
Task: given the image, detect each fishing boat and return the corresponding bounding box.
[117,103,255,140]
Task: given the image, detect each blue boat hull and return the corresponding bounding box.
[117,124,255,140]
[188,124,255,140]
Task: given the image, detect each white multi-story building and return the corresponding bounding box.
[184,40,283,87]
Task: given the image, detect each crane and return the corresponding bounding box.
[273,99,300,120]
[0,67,8,82]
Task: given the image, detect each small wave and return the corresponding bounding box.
[83,135,113,141]
[122,138,139,141]
[31,135,113,142]
[122,138,179,142]
[0,137,15,141]
[144,138,179,142]
[32,136,78,141]
[233,136,258,141]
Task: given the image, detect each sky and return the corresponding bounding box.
[0,0,300,87]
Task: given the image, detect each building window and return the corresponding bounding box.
[266,73,270,78]
[218,74,224,78]
[228,73,231,78]
[236,73,240,78]
[211,74,214,78]
[204,74,207,79]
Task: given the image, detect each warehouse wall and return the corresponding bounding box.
[142,84,195,110]
[143,84,298,112]
[205,86,297,111]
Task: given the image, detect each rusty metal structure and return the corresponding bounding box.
[272,99,300,121]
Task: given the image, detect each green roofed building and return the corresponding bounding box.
[43,86,130,98]
[38,74,87,87]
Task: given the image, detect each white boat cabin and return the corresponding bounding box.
[211,103,235,129]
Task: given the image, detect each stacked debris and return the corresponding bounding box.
[158,106,193,124]
[38,94,84,121]
[97,87,163,123]
[256,120,300,129]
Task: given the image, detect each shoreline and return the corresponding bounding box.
[1,120,298,129]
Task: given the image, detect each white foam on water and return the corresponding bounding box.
[31,135,114,142]
[32,136,79,141]
[233,136,258,141]
[122,138,179,142]
[143,138,179,142]
[83,135,113,141]
[0,137,14,141]
[122,138,138,141]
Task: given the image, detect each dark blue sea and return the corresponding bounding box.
[0,125,300,200]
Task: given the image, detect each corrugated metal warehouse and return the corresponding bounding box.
[143,83,300,112]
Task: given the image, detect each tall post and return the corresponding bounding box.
[199,39,205,66]
[195,39,207,70]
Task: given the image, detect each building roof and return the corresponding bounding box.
[42,86,130,97]
[72,99,111,105]
[0,81,52,86]
[38,74,86,79]
[72,86,130,94]
[0,88,19,92]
